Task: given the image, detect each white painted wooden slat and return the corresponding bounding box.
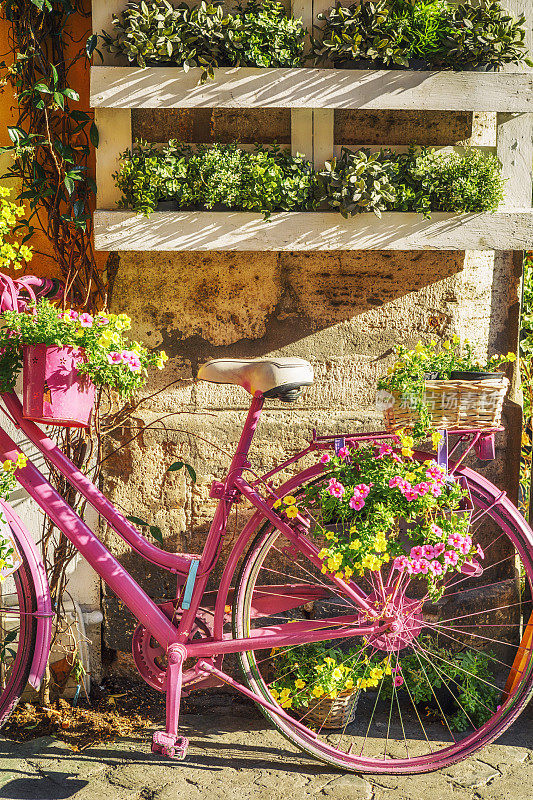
[94,210,533,252]
[94,108,131,210]
[90,66,533,112]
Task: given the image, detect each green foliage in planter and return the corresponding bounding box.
[317,147,504,219]
[313,0,532,70]
[317,148,397,218]
[114,141,318,217]
[101,0,305,80]
[381,636,500,731]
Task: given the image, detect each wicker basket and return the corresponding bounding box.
[382,375,509,432]
[303,690,360,730]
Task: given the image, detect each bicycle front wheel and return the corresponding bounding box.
[232,463,533,773]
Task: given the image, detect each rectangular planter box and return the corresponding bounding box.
[93,210,533,252]
[90,66,533,112]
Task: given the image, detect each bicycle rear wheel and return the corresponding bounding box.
[233,462,533,773]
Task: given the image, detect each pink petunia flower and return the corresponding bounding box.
[459,540,471,555]
[394,556,409,572]
[429,560,444,576]
[433,542,445,556]
[403,489,418,502]
[408,559,421,575]
[430,523,443,537]
[320,452,331,465]
[377,443,393,459]
[448,533,464,549]
[349,495,365,511]
[410,545,424,560]
[415,482,431,496]
[328,478,345,499]
[355,483,372,499]
[422,544,435,559]
[107,351,123,365]
[97,315,109,326]
[338,446,350,461]
[78,313,93,327]
[444,550,459,567]
[128,354,142,372]
[417,559,429,574]
[393,675,404,687]
[389,476,402,488]
[431,484,443,498]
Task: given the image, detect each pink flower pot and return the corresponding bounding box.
[23,344,95,428]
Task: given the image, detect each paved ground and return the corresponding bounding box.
[0,700,531,800]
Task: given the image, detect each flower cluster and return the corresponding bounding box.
[307,434,473,599]
[269,642,393,711]
[0,299,168,397]
[0,453,28,578]
[0,187,33,271]
[273,494,299,519]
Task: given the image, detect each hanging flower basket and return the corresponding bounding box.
[304,689,360,730]
[22,344,96,428]
[381,375,509,432]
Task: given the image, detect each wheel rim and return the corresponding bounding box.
[234,466,533,773]
[0,558,37,724]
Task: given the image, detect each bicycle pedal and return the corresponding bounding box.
[151,731,189,760]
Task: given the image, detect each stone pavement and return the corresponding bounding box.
[0,701,531,800]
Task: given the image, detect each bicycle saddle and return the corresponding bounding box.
[197,357,313,402]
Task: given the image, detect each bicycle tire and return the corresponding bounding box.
[232,459,533,774]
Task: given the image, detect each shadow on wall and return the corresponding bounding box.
[108,249,466,375]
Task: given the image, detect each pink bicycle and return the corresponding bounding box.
[0,283,532,775]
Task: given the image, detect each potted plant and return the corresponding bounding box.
[377,337,515,435]
[270,641,393,728]
[312,0,532,72]
[101,0,306,82]
[317,147,504,219]
[0,299,168,427]
[115,141,318,218]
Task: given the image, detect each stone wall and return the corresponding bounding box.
[101,108,522,658]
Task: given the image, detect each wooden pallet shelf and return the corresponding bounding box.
[90,66,533,112]
[93,210,533,252]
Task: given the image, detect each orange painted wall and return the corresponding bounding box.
[0,2,106,285]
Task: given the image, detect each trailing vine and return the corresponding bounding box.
[0,0,103,306]
[0,0,108,685]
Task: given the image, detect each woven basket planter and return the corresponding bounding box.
[382,375,509,432]
[303,689,360,729]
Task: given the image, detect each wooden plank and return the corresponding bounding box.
[496,113,533,208]
[90,66,533,112]
[94,210,533,252]
[94,108,131,210]
[291,109,313,161]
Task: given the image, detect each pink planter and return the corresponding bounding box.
[23,344,95,428]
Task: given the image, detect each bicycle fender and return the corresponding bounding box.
[0,500,52,689]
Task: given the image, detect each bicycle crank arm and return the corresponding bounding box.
[194,660,319,738]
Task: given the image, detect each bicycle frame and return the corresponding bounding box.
[0,391,394,663]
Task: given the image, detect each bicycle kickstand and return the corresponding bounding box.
[152,643,190,760]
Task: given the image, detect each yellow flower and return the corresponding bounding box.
[312,686,324,698]
[273,499,282,509]
[431,430,443,449]
[318,548,329,560]
[328,690,338,700]
[452,334,460,345]
[442,340,451,350]
[332,668,343,680]
[506,352,516,362]
[335,572,344,580]
[285,505,298,519]
[325,530,335,540]
[344,566,354,578]
[270,688,279,700]
[345,679,354,690]
[2,460,13,472]
[283,495,296,506]
[415,342,426,354]
[349,539,361,550]
[370,668,384,680]
[280,688,291,700]
[324,657,335,666]
[16,453,27,469]
[402,447,414,459]
[280,698,293,709]
[295,679,305,689]
[321,566,328,574]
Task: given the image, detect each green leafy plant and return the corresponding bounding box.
[317,148,397,218]
[313,0,532,71]
[318,147,504,219]
[377,336,515,435]
[381,636,500,731]
[0,299,169,397]
[115,141,318,217]
[102,0,305,81]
